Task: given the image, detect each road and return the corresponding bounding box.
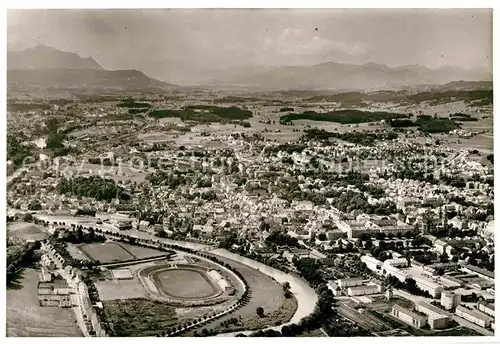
[34,213,318,337]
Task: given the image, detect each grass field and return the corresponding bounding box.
[213,292,298,334]
[95,279,147,301]
[117,243,166,259]
[103,298,177,337]
[152,269,217,299]
[77,242,135,263]
[7,268,82,337]
[7,222,48,242]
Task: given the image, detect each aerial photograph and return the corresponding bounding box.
[5,8,495,338]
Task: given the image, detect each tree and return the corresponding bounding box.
[282,281,291,292]
[256,307,265,317]
[375,232,385,240]
[22,213,34,222]
[317,233,327,241]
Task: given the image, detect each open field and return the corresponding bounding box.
[7,222,48,242]
[77,242,135,263]
[153,268,218,299]
[212,293,298,334]
[96,278,147,301]
[7,268,82,337]
[103,298,177,337]
[66,243,91,261]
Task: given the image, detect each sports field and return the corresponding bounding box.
[78,242,135,263]
[153,269,218,299]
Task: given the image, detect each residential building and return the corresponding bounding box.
[477,300,495,318]
[327,280,341,296]
[413,276,444,298]
[361,255,382,272]
[37,281,71,308]
[415,301,450,329]
[434,239,448,254]
[391,304,427,328]
[462,264,495,282]
[455,305,492,328]
[347,285,379,296]
[337,277,363,289]
[441,291,461,310]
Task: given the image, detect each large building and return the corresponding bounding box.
[361,255,382,273]
[456,305,493,328]
[477,300,495,318]
[337,278,363,289]
[347,285,379,297]
[415,301,451,329]
[37,280,71,308]
[441,291,461,310]
[413,276,444,299]
[391,304,427,328]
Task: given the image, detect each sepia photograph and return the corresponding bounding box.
[5,5,496,339]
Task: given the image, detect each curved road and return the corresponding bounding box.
[33,214,317,336]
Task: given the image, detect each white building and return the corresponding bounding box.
[456,305,492,328]
[327,280,341,296]
[347,285,379,297]
[415,301,450,329]
[477,301,495,318]
[391,304,427,328]
[361,255,382,273]
[413,276,444,298]
[337,278,363,289]
[441,291,461,310]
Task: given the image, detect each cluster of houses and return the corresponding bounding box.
[40,243,106,337]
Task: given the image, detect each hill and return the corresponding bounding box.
[8,68,175,90]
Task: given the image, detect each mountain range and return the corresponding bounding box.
[202,62,492,91]
[7,45,176,90]
[6,45,493,91]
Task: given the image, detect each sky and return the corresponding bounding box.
[7,9,493,84]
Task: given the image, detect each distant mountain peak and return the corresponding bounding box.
[8,45,103,70]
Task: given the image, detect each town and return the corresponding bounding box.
[7,82,494,337]
[6,8,495,339]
